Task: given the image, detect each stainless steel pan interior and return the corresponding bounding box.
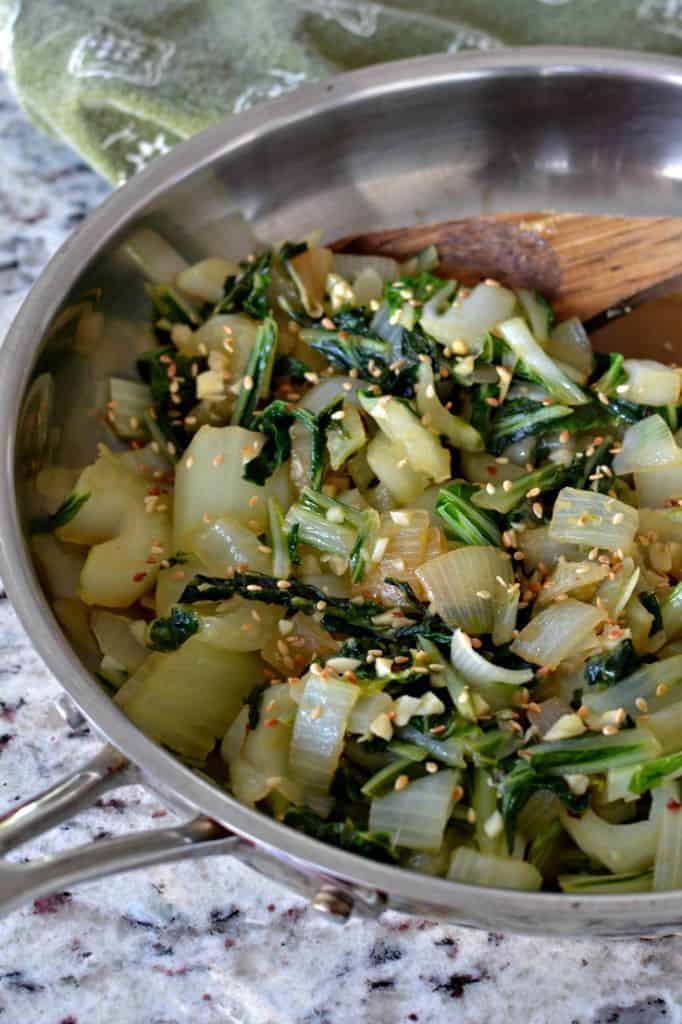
[3,47,682,934]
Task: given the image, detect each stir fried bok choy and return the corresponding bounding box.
[38,225,682,893]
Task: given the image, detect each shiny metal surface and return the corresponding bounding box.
[3,48,682,933]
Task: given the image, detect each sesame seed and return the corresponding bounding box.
[203,511,212,524]
[559,430,570,444]
[635,697,648,713]
[425,761,439,774]
[597,391,609,405]
[532,502,543,519]
[213,452,224,467]
[185,455,195,469]
[502,480,513,493]
[526,487,541,499]
[602,724,619,736]
[656,683,669,698]
[476,590,491,600]
[310,705,323,721]
[242,375,254,392]
[246,584,263,593]
[394,774,409,791]
[612,512,624,525]
[485,482,496,495]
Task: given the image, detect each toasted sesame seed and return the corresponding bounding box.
[526,487,541,498]
[612,512,624,525]
[502,480,513,493]
[602,724,619,736]
[213,452,224,467]
[485,482,496,495]
[532,502,543,519]
[656,683,669,697]
[559,430,570,444]
[425,761,439,774]
[310,705,323,721]
[394,774,409,791]
[249,495,259,507]
[597,391,609,405]
[242,375,254,392]
[476,590,492,600]
[203,511,212,524]
[185,455,195,469]
[635,697,648,713]
[246,584,263,593]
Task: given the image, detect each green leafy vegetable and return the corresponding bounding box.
[214,250,272,320]
[488,398,572,455]
[32,492,90,534]
[283,807,398,863]
[500,761,590,850]
[436,481,502,546]
[146,606,199,652]
[584,639,641,688]
[245,682,270,731]
[242,397,341,487]
[640,592,664,636]
[175,570,450,650]
[628,751,682,795]
[137,346,204,456]
[230,316,278,428]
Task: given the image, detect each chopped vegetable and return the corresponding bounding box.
[42,229,682,890]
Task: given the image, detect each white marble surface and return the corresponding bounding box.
[2,71,682,1024]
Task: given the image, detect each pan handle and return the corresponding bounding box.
[0,742,238,918]
[0,739,387,922]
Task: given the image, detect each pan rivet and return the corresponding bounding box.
[312,886,354,921]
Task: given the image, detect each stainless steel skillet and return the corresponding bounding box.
[2,47,682,935]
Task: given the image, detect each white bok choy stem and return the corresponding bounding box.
[654,788,682,891]
[548,487,638,551]
[560,807,661,874]
[421,281,516,349]
[497,317,587,405]
[368,769,460,851]
[511,599,605,669]
[450,628,534,686]
[613,415,682,475]
[622,360,681,407]
[448,848,542,891]
[289,672,359,796]
[416,546,514,634]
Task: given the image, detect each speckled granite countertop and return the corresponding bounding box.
[2,71,682,1024]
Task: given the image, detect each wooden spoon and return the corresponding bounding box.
[333,212,682,351]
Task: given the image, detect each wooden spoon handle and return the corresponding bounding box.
[333,212,682,323]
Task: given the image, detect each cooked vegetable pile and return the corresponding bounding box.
[33,227,682,893]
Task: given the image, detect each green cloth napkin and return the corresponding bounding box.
[3,0,682,184]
